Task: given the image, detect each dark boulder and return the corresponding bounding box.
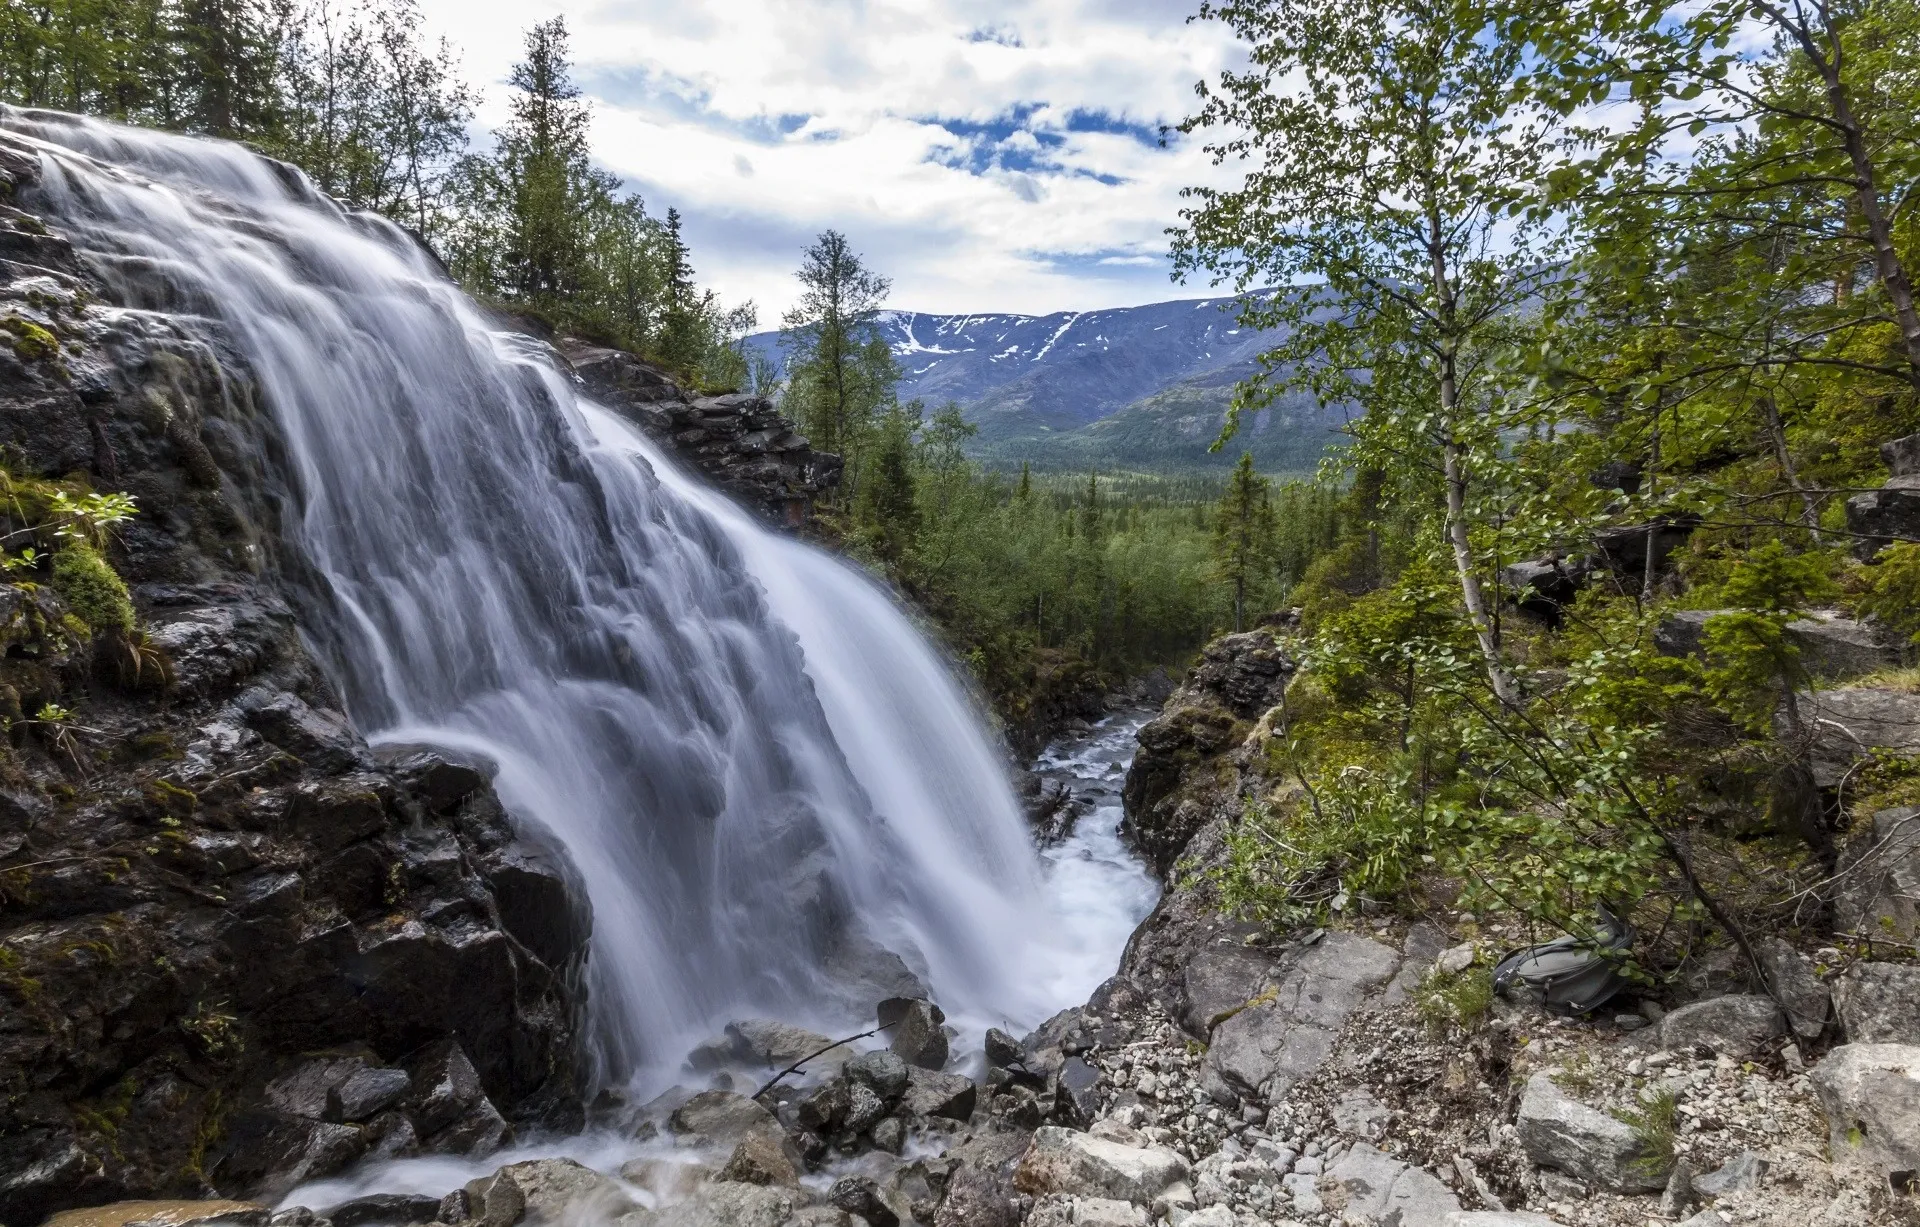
[880,997,949,1071]
[1848,431,1920,560]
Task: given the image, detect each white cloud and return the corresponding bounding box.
[409,0,1247,317]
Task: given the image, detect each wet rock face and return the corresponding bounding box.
[557,340,841,526]
[0,167,587,1222]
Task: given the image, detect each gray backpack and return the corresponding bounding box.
[1492,905,1637,1015]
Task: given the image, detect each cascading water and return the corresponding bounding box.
[0,108,1146,1094]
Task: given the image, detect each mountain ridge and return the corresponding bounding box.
[744,290,1344,473]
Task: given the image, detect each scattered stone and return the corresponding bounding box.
[1693,1150,1767,1198]
[402,1040,510,1154]
[1443,1215,1564,1227]
[1808,1043,1920,1181]
[984,1028,1025,1069]
[1655,610,1902,680]
[1846,433,1920,560]
[1660,995,1783,1057]
[1435,943,1476,977]
[1835,807,1920,943]
[1659,1158,1696,1218]
[933,1165,1019,1227]
[1013,1125,1191,1204]
[209,1111,367,1198]
[1332,1089,1391,1140]
[1833,962,1920,1044]
[612,1181,799,1227]
[1515,1072,1668,1193]
[869,1116,905,1154]
[615,1157,713,1201]
[1180,946,1281,1035]
[266,1056,412,1124]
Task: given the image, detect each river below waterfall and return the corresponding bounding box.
[283,707,1161,1212]
[1026,708,1164,1013]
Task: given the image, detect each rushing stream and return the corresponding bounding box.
[283,713,1160,1207]
[1,108,1158,1105]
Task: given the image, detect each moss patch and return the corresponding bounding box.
[1,314,58,362]
[52,544,134,634]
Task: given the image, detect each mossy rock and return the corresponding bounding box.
[52,545,134,635]
[1,314,58,362]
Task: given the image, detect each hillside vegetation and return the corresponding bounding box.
[1167,0,1920,978]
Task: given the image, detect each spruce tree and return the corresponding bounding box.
[781,231,896,484]
[1211,452,1276,633]
[492,17,614,305]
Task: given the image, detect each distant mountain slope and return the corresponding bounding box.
[743,290,1343,473]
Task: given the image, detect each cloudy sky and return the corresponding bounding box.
[409,0,1248,321]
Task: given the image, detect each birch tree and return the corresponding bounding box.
[1174,0,1564,705]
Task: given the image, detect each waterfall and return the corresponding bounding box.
[0,108,1082,1090]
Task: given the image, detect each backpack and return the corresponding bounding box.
[1491,904,1637,1015]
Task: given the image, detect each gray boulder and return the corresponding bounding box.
[847,1049,911,1101]
[933,1165,1019,1227]
[465,1158,636,1226]
[1515,1072,1667,1193]
[717,1132,799,1188]
[880,997,949,1071]
[1322,1143,1462,1227]
[1808,1043,1920,1180]
[1181,946,1282,1035]
[1443,1216,1564,1227]
[264,1055,410,1123]
[1847,468,1920,561]
[401,1039,510,1155]
[1834,962,1920,1044]
[319,1194,440,1227]
[1012,1126,1191,1204]
[826,1175,897,1227]
[899,1066,978,1121]
[611,1181,803,1227]
[1654,610,1903,680]
[668,1090,782,1149]
[1755,938,1829,1040]
[40,1205,270,1227]
[1660,995,1783,1056]
[1802,691,1920,787]
[687,1020,840,1073]
[1203,931,1401,1102]
[1836,807,1920,943]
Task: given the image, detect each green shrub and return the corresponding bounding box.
[1859,542,1920,644]
[1415,963,1494,1030]
[52,544,134,635]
